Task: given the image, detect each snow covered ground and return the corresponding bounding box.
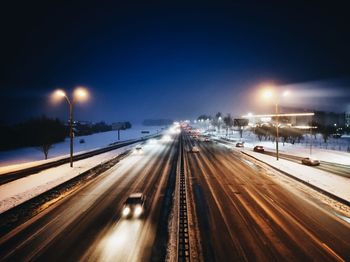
[240,149,350,203]
[0,126,177,214]
[0,125,165,168]
[0,143,136,214]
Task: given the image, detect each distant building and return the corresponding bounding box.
[246,107,347,128]
[280,107,346,127]
[346,112,350,127]
[312,111,345,127]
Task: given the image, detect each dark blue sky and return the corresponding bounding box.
[1,1,350,123]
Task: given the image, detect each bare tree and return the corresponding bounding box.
[223,114,233,137]
[39,144,53,160]
[234,118,249,138]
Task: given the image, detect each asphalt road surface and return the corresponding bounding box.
[185,135,350,261]
[0,137,178,262]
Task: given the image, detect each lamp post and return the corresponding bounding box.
[275,102,279,160]
[262,88,289,161]
[53,87,89,167]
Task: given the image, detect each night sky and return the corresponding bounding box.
[1,1,350,124]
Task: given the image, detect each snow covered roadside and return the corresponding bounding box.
[0,125,164,168]
[242,140,350,166]
[209,133,350,165]
[0,143,137,214]
[240,149,350,204]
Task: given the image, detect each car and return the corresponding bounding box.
[253,145,264,152]
[204,137,211,142]
[235,142,244,148]
[191,146,200,153]
[301,157,320,166]
[134,146,143,154]
[122,193,146,218]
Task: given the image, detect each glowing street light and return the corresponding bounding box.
[52,87,89,167]
[262,89,273,99]
[261,86,290,160]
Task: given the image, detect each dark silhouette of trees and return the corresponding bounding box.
[0,116,67,159]
[29,116,67,159]
[223,114,233,136]
[212,112,223,131]
[234,118,249,138]
[253,124,304,144]
[197,115,212,121]
[317,124,335,143]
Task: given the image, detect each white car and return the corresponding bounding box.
[301,157,320,166]
[122,193,146,218]
[191,146,200,153]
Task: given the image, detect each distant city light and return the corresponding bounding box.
[242,112,314,118]
[261,117,272,122]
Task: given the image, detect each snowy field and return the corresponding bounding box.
[0,125,165,168]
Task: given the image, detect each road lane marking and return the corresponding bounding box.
[322,243,345,262]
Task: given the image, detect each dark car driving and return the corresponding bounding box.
[253,145,265,152]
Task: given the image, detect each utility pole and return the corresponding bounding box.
[275,103,279,161]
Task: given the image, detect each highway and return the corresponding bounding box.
[0,136,179,262]
[184,134,350,261]
[1,131,350,261]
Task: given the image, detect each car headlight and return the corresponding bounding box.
[122,207,130,216]
[134,205,143,217]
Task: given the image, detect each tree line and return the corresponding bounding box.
[0,116,67,159]
[0,116,127,159]
[197,112,347,144]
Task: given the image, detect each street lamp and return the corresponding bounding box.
[53,87,89,167]
[262,87,290,160]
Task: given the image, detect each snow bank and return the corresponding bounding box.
[241,149,350,203]
[0,144,137,214]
